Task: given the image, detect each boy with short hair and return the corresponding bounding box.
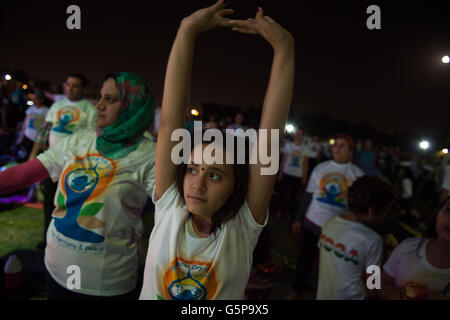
[316,175,397,299]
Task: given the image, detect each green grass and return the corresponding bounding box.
[0,206,44,257]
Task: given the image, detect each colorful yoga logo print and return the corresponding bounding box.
[54,154,116,243]
[317,172,350,209]
[288,150,303,168]
[52,106,81,134]
[27,116,36,129]
[319,234,359,265]
[161,259,217,300]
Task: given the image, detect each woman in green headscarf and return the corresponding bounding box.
[0,72,156,299]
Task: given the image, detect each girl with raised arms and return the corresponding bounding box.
[139,0,295,300]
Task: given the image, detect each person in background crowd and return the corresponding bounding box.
[356,139,378,176]
[16,89,49,159]
[28,73,97,249]
[276,128,309,221]
[287,133,364,299]
[316,176,397,300]
[378,196,450,300]
[307,134,322,177]
[226,111,247,131]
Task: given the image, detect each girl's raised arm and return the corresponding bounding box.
[154,0,233,200]
[230,8,295,224]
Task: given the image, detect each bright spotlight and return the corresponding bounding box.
[329,138,335,145]
[443,148,449,154]
[442,55,450,64]
[285,124,295,133]
[5,74,11,81]
[190,109,199,117]
[27,101,34,106]
[419,140,429,150]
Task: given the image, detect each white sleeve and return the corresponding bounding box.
[143,160,155,198]
[365,236,384,270]
[152,182,185,225]
[36,135,73,182]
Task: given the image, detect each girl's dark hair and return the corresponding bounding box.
[175,130,250,235]
[347,175,398,216]
[416,196,449,258]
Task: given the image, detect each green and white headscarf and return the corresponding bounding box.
[96,72,155,159]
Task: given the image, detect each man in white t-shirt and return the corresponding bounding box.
[29,74,97,249]
[287,134,364,299]
[316,176,396,299]
[276,128,309,220]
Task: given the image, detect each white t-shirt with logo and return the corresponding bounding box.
[45,98,97,147]
[282,142,309,178]
[317,216,383,300]
[37,128,156,296]
[305,160,364,227]
[24,105,49,142]
[139,183,268,300]
[383,237,450,300]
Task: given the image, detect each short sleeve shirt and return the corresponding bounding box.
[305,160,364,227]
[139,183,268,300]
[37,129,156,296]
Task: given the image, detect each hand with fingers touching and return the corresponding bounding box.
[180,0,234,37]
[229,7,294,52]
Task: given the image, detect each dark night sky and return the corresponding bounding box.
[1,0,449,136]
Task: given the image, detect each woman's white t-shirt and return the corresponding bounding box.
[37,128,156,296]
[139,183,267,300]
[305,160,364,227]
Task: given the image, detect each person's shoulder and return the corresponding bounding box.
[79,98,96,108]
[315,160,332,170]
[49,98,66,109]
[393,237,424,255]
[349,163,364,176]
[71,127,96,141]
[139,134,157,154]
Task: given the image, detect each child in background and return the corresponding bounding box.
[379,196,450,300]
[16,89,49,159]
[316,176,397,299]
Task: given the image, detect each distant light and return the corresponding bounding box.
[285,124,295,133]
[419,140,429,150]
[190,109,199,116]
[27,101,34,106]
[5,74,11,81]
[329,138,335,145]
[22,84,28,90]
[443,148,449,154]
[442,55,450,64]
